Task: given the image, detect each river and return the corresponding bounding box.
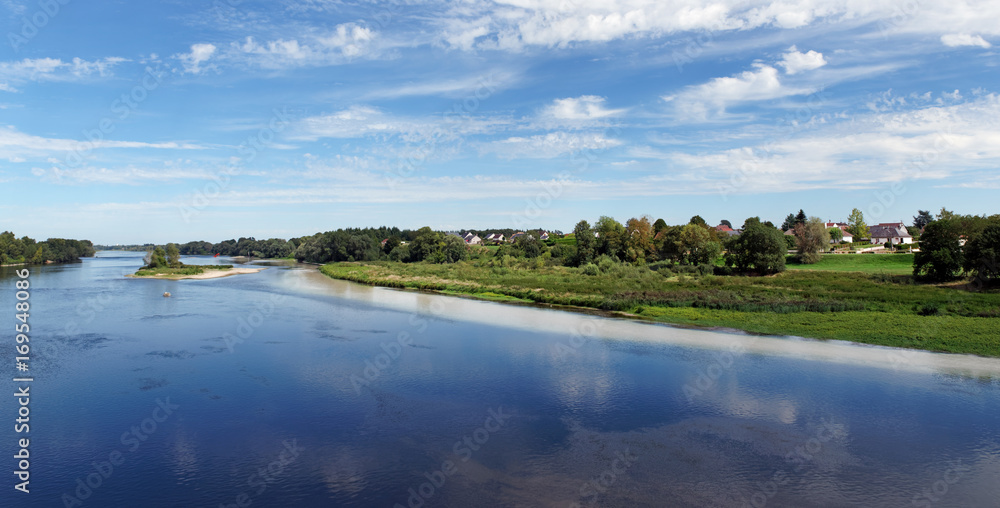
[1,252,998,507]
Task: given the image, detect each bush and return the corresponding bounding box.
[596,255,617,273]
[581,263,600,276]
[917,304,941,316]
[697,263,714,276]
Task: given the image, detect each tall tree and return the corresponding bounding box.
[166,243,181,268]
[594,216,626,260]
[572,220,595,266]
[689,215,707,227]
[724,218,786,274]
[794,217,830,264]
[720,219,732,229]
[678,224,721,265]
[847,208,869,240]
[625,216,655,263]
[913,210,933,231]
[794,209,807,225]
[780,213,797,231]
[913,220,964,281]
[963,222,1000,285]
[652,218,668,236]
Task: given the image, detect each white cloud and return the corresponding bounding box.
[541,95,626,121]
[0,57,126,88]
[777,46,826,75]
[0,126,206,161]
[940,33,991,48]
[669,64,812,119]
[292,105,506,142]
[176,43,217,74]
[480,132,622,159]
[224,22,379,70]
[666,93,1000,193]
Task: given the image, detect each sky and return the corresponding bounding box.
[0,0,998,244]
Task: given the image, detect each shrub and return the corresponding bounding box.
[596,255,617,273]
[581,263,600,276]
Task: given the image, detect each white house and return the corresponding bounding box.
[463,233,482,245]
[824,222,853,243]
[539,232,549,240]
[869,222,913,245]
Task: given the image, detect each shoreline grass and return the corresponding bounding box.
[319,259,1000,357]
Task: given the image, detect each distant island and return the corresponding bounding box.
[127,243,263,280]
[1,231,95,266]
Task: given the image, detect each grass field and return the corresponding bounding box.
[320,256,1000,357]
[785,253,914,274]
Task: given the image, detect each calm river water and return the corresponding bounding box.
[1,252,999,507]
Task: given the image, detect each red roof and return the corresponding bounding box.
[715,224,733,232]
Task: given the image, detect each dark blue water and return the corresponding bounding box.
[1,253,999,507]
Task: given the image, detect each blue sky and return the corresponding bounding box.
[1,0,998,244]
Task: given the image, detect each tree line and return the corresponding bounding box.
[0,232,96,265]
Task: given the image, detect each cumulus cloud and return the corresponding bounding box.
[668,64,814,119]
[940,33,991,48]
[777,46,827,75]
[227,22,378,69]
[176,43,217,74]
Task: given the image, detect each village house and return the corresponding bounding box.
[869,222,913,245]
[714,224,741,237]
[486,233,505,244]
[824,222,854,243]
[463,232,482,245]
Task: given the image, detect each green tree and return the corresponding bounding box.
[652,218,668,235]
[963,222,1000,285]
[724,218,786,274]
[439,235,469,263]
[780,213,797,232]
[794,217,830,264]
[166,243,181,268]
[828,227,843,243]
[594,216,625,260]
[144,247,168,269]
[625,216,655,263]
[689,215,707,227]
[678,224,721,265]
[572,220,594,266]
[913,210,933,231]
[794,209,807,225]
[847,208,869,240]
[913,220,964,281]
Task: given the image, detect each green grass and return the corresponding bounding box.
[133,264,233,277]
[320,260,1000,357]
[785,253,914,274]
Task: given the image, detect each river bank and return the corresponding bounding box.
[318,261,1000,357]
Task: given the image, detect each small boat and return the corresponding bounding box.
[163,292,171,298]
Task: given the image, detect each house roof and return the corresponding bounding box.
[869,223,911,238]
[715,224,733,232]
